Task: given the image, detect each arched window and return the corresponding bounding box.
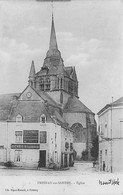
[71,123,85,143]
[71,82,73,92]
[16,114,22,123]
[40,78,44,91]
[46,77,50,91]
[34,82,36,88]
[60,78,63,89]
[68,80,71,93]
[58,78,59,89]
[40,114,46,123]
[31,81,33,87]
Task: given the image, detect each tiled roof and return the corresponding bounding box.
[0,93,20,121]
[63,96,93,114]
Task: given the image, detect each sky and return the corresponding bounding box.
[0,0,123,117]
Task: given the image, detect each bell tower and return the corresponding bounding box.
[30,12,78,105]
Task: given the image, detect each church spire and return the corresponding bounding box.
[29,60,35,78]
[49,14,58,50]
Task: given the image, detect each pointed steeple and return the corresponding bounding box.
[29,60,35,78]
[49,14,58,50]
[43,14,62,67]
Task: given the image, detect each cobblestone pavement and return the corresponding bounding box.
[0,162,101,176]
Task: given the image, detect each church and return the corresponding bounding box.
[0,14,96,168]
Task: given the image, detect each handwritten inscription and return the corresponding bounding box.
[99,178,120,185]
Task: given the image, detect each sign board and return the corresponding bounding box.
[23,130,38,143]
[11,144,40,149]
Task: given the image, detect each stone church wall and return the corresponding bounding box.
[63,112,87,128]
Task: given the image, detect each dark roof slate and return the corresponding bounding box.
[63,96,93,114]
[9,101,48,122]
[0,91,67,127]
[34,88,58,107]
[0,93,20,121]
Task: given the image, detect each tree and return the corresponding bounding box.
[90,135,99,160]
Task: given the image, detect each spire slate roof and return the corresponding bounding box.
[49,14,58,50]
[29,60,35,78]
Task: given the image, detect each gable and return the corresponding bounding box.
[72,68,78,81]
[18,86,43,102]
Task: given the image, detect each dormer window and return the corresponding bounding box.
[16,114,22,123]
[40,114,46,123]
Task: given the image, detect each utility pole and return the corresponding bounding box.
[111,97,113,173]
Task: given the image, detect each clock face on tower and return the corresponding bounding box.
[26,92,32,98]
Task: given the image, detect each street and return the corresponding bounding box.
[0,162,100,176]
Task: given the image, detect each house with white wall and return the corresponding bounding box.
[97,97,123,172]
[0,86,74,169]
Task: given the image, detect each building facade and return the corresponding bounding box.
[98,97,123,172]
[0,15,96,166]
[0,86,73,168]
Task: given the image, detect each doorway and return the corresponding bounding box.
[64,154,68,167]
[39,150,46,167]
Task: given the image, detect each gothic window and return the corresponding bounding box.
[16,114,22,123]
[34,82,36,88]
[40,114,46,123]
[31,81,33,87]
[68,80,71,93]
[64,79,66,90]
[71,123,85,143]
[60,78,63,89]
[74,84,77,94]
[45,77,50,91]
[71,82,73,92]
[58,78,59,89]
[60,92,63,104]
[40,78,44,91]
